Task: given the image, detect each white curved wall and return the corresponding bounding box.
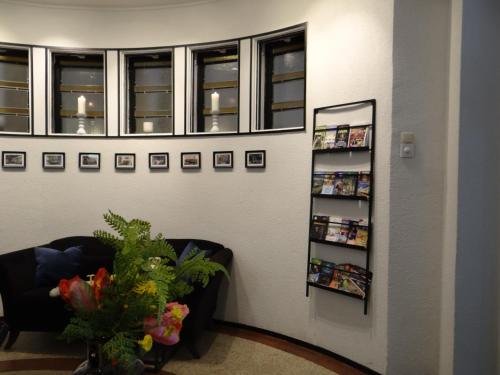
[0,0,394,372]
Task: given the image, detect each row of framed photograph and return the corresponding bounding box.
[1,150,266,170]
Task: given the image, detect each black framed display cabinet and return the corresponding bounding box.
[51,51,105,135]
[191,43,239,134]
[125,50,173,135]
[306,99,376,315]
[256,29,305,131]
[0,46,30,134]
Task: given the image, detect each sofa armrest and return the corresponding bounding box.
[0,248,38,318]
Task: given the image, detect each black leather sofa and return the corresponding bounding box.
[0,236,232,361]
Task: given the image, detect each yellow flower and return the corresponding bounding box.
[133,281,158,295]
[138,334,153,352]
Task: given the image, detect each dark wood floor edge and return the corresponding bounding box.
[214,319,382,375]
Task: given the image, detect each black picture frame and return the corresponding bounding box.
[245,150,266,168]
[149,153,169,170]
[213,151,233,169]
[79,152,100,170]
[42,152,65,169]
[2,151,26,169]
[115,153,136,170]
[181,152,201,169]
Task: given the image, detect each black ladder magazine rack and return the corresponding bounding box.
[306,99,376,315]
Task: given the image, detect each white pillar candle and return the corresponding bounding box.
[77,95,86,115]
[211,91,220,113]
[143,121,154,133]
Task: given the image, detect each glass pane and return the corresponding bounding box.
[0,88,29,108]
[273,50,304,74]
[203,87,237,109]
[203,114,237,132]
[0,114,29,133]
[61,92,104,112]
[0,62,28,83]
[61,117,104,134]
[61,67,104,85]
[204,62,238,82]
[135,67,171,86]
[273,80,304,103]
[134,117,172,134]
[135,92,172,111]
[272,108,304,129]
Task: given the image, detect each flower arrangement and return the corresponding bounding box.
[56,211,227,373]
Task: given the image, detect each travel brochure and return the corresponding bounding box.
[313,124,370,150]
[308,258,371,298]
[312,171,370,198]
[310,215,368,248]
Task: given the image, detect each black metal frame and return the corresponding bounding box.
[42,152,65,169]
[245,150,266,168]
[114,153,136,170]
[181,152,201,169]
[148,152,169,170]
[306,99,376,315]
[50,50,107,136]
[2,151,26,169]
[124,49,174,135]
[78,152,101,170]
[257,31,305,131]
[213,151,234,169]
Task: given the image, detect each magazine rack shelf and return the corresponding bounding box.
[306,99,376,315]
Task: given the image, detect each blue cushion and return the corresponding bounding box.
[34,246,83,287]
[176,241,213,266]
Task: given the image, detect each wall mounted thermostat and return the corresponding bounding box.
[400,132,415,158]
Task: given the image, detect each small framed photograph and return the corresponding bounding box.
[2,151,26,169]
[213,151,233,169]
[181,152,201,169]
[42,152,65,169]
[245,150,266,169]
[79,153,100,170]
[115,153,136,170]
[149,153,169,170]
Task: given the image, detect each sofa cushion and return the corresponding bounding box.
[49,236,115,257]
[34,246,82,287]
[167,239,224,258]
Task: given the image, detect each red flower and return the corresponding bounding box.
[58,276,97,313]
[93,267,110,304]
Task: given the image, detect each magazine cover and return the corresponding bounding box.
[354,226,369,248]
[347,126,368,147]
[346,222,359,245]
[313,125,327,150]
[310,215,329,240]
[333,173,357,196]
[321,174,335,195]
[338,220,351,243]
[325,217,343,242]
[308,258,322,283]
[318,264,334,286]
[312,174,324,194]
[334,125,350,148]
[325,130,337,149]
[357,172,370,198]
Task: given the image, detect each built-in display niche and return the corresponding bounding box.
[0,46,30,133]
[125,50,173,135]
[256,30,305,131]
[191,44,238,133]
[51,51,105,135]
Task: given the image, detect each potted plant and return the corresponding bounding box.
[54,211,228,374]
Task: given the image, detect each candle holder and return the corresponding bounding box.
[76,113,87,135]
[210,110,220,132]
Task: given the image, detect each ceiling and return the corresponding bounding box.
[0,0,219,9]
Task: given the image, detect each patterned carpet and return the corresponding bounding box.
[0,331,338,374]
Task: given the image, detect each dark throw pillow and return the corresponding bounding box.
[34,246,83,287]
[176,241,213,266]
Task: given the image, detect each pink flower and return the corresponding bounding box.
[144,303,189,345]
